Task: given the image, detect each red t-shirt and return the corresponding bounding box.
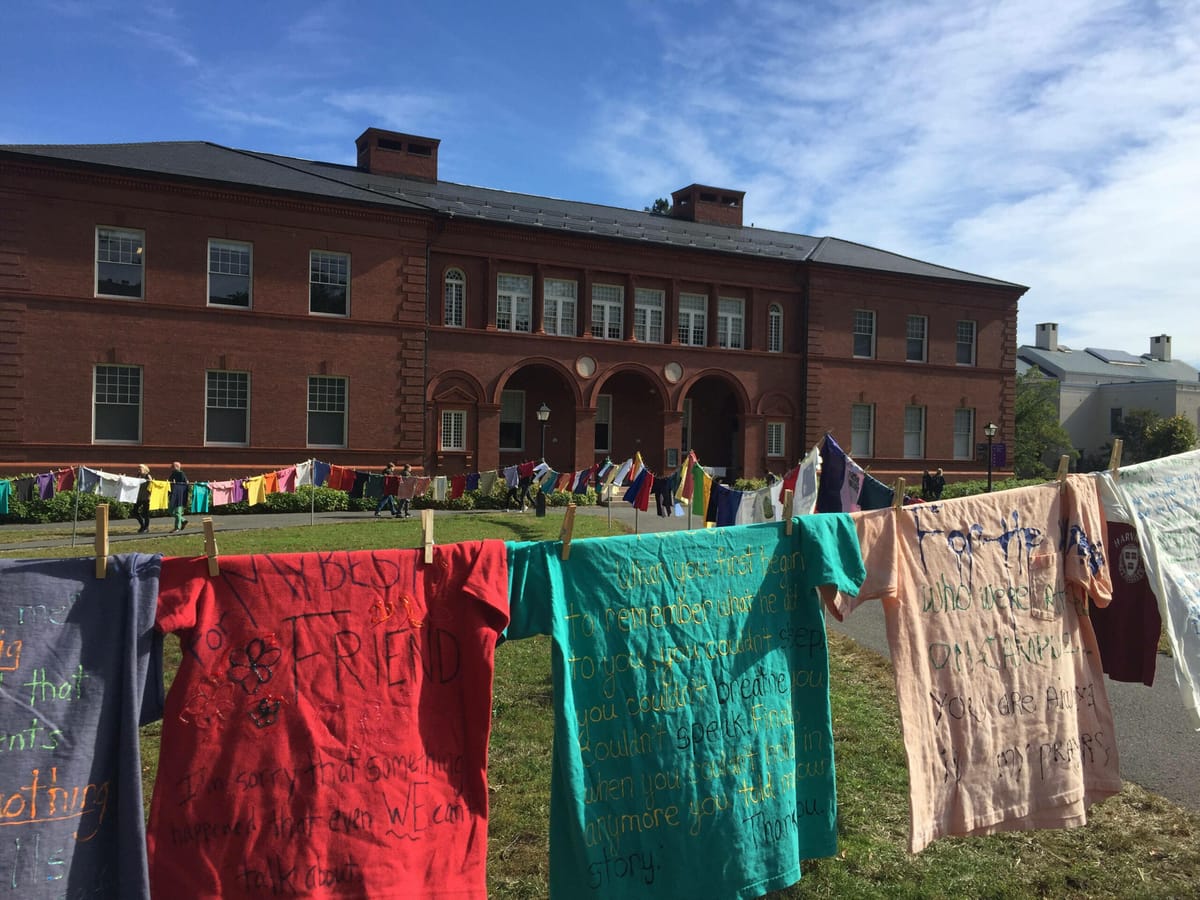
[1090,521,1162,686]
[148,543,509,899]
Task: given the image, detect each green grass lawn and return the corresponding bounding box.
[5,515,1197,898]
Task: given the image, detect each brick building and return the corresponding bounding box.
[0,128,1024,482]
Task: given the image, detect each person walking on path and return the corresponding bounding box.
[396,463,414,518]
[375,462,399,517]
[168,461,190,532]
[134,464,152,533]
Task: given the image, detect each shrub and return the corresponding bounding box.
[0,490,132,524]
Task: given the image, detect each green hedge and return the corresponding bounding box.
[0,490,133,525]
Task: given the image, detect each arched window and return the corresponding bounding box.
[444,268,465,327]
[768,304,783,352]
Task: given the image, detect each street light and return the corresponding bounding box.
[537,403,551,461]
[984,422,998,491]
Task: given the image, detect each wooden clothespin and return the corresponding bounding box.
[560,503,577,560]
[1109,439,1124,480]
[893,477,906,513]
[421,508,435,564]
[94,503,109,579]
[782,490,794,535]
[203,517,220,576]
[1056,454,1071,484]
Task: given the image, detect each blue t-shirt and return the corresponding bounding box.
[507,517,864,899]
[0,554,163,899]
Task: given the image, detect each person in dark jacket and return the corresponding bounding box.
[134,464,152,533]
[168,461,189,532]
[375,462,398,517]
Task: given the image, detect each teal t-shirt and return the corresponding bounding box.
[507,516,864,899]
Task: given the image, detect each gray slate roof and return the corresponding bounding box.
[3,140,1022,288]
[1018,344,1199,384]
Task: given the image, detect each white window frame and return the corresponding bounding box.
[441,409,467,451]
[953,408,975,460]
[92,364,142,444]
[205,370,250,446]
[497,273,532,333]
[679,293,708,346]
[853,309,875,358]
[207,239,252,308]
[306,375,348,448]
[717,297,745,349]
[851,403,874,458]
[766,421,786,458]
[591,283,624,340]
[956,319,977,366]
[595,394,613,452]
[544,278,577,337]
[633,288,665,343]
[906,315,928,363]
[444,268,465,327]
[95,227,145,299]
[499,389,525,451]
[768,304,783,353]
[309,250,350,317]
[904,405,926,458]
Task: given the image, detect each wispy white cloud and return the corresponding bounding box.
[122,25,199,67]
[584,0,1200,353]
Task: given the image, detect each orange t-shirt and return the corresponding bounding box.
[826,475,1120,852]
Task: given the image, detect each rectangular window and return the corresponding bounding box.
[953,408,975,459]
[444,269,465,327]
[497,274,532,333]
[307,376,347,447]
[633,288,664,343]
[441,409,466,451]
[766,421,785,458]
[717,297,744,349]
[205,371,249,445]
[851,403,873,457]
[93,364,142,443]
[544,278,577,336]
[96,227,144,298]
[208,240,252,307]
[591,284,624,340]
[500,389,524,451]
[904,405,926,458]
[853,310,875,358]
[310,251,350,316]
[679,293,708,346]
[595,394,612,452]
[768,305,783,353]
[956,320,977,365]
[906,315,928,362]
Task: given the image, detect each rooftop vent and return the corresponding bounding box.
[355,128,440,182]
[1149,334,1172,362]
[1035,322,1059,352]
[668,184,745,227]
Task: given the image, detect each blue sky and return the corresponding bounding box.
[5,0,1200,361]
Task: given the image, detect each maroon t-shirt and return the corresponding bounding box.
[1089,521,1161,686]
[148,544,509,898]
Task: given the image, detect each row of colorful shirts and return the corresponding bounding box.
[4,448,1197,898]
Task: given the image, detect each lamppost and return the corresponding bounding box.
[984,422,998,491]
[537,403,551,461]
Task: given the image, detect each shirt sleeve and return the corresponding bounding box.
[1065,474,1113,609]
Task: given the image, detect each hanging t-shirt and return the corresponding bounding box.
[0,554,163,899]
[312,460,331,488]
[276,466,297,494]
[294,460,314,487]
[148,544,509,899]
[0,479,10,514]
[1101,451,1200,728]
[243,474,267,506]
[507,518,865,899]
[190,483,213,515]
[1089,520,1161,686]
[825,476,1121,852]
[56,467,76,492]
[209,480,235,507]
[36,471,56,499]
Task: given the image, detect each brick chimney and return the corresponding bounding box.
[1149,334,1172,361]
[1035,322,1059,351]
[668,184,745,227]
[355,128,439,181]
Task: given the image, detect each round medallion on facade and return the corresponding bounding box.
[575,355,596,378]
[663,362,683,384]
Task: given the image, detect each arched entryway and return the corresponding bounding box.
[495,362,578,471]
[590,366,669,471]
[681,373,747,480]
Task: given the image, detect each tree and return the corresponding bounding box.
[1013,369,1076,477]
[1143,414,1199,460]
[644,197,670,215]
[1113,408,1161,463]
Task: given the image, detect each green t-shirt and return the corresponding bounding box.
[506,516,864,899]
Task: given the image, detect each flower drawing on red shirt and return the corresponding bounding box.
[249,695,285,729]
[179,674,237,730]
[227,635,282,695]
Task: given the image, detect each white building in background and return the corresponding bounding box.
[1017,323,1200,458]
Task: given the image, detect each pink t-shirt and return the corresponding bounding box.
[826,475,1121,852]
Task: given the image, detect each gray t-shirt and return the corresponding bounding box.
[0,553,163,899]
